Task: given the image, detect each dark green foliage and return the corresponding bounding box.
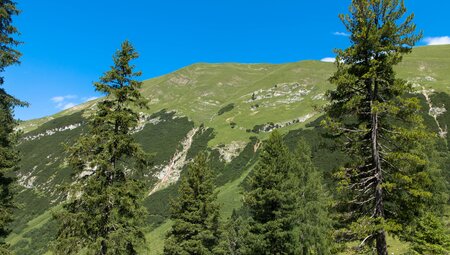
[250,124,266,134]
[164,153,222,255]
[185,126,215,161]
[10,112,85,241]
[135,110,194,167]
[53,41,150,255]
[221,210,251,255]
[292,140,334,255]
[0,1,27,253]
[243,131,297,255]
[144,125,215,221]
[324,0,445,254]
[284,123,346,187]
[404,212,450,254]
[218,103,234,116]
[144,183,179,220]
[215,137,259,187]
[432,92,450,147]
[23,111,87,138]
[11,218,57,255]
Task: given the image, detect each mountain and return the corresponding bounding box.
[8,45,450,254]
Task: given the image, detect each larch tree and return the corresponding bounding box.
[0,0,27,253]
[243,131,297,255]
[53,40,150,255]
[324,0,438,254]
[164,152,223,255]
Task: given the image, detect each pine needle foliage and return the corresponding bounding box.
[53,41,150,255]
[221,210,250,255]
[164,152,222,255]
[0,1,27,253]
[323,0,442,254]
[292,140,334,255]
[243,131,297,255]
[405,212,450,254]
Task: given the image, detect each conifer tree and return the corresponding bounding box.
[0,1,27,253]
[292,140,333,255]
[53,41,149,255]
[221,210,251,255]
[324,0,439,254]
[405,212,450,254]
[164,152,222,255]
[243,131,297,255]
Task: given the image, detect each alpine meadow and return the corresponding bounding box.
[1,0,449,255]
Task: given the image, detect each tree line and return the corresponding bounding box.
[0,0,449,254]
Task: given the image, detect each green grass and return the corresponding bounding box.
[7,206,58,246]
[340,235,410,254]
[143,221,173,255]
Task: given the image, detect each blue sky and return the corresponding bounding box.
[5,0,450,120]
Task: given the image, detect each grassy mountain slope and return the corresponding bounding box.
[10,45,450,254]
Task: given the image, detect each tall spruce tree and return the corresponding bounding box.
[164,152,223,255]
[53,41,149,255]
[243,131,297,255]
[0,1,27,253]
[324,0,439,254]
[292,140,333,255]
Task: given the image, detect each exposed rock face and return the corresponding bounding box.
[149,127,200,195]
[421,88,448,138]
[253,113,316,133]
[217,141,247,163]
[22,123,82,142]
[244,82,312,106]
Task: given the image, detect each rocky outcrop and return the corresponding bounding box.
[149,127,199,195]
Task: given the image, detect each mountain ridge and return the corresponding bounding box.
[9,44,450,254]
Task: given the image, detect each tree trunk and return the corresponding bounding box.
[371,110,388,255]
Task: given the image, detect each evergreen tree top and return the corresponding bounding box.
[339,0,421,63]
[94,40,148,109]
[0,0,22,81]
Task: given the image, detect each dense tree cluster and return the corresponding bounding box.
[164,132,334,255]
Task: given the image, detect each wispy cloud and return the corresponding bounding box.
[61,102,76,110]
[51,95,78,110]
[423,36,450,45]
[321,57,335,63]
[51,96,65,103]
[51,95,98,110]
[83,96,99,102]
[333,31,350,37]
[51,95,77,103]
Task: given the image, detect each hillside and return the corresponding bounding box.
[9,45,450,254]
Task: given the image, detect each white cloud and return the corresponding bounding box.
[423,36,450,45]
[51,95,77,103]
[51,95,78,110]
[333,31,350,37]
[321,57,335,63]
[62,103,76,110]
[84,96,99,102]
[51,96,65,103]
